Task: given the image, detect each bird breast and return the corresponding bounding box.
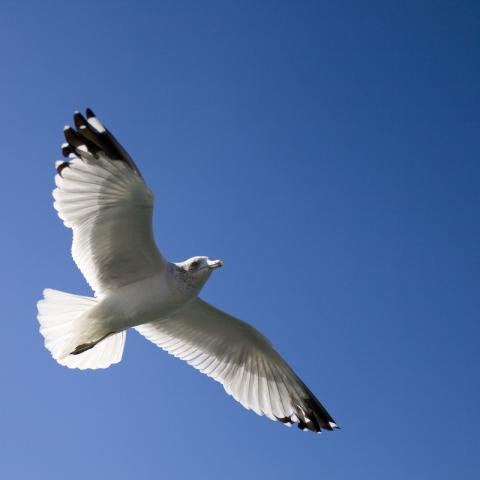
[97,271,195,332]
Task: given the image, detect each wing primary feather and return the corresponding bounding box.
[134,299,338,434]
[63,127,84,149]
[60,109,141,175]
[73,111,90,130]
[56,161,70,177]
[53,109,166,295]
[257,356,273,419]
[260,356,281,419]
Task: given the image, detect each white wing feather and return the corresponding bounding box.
[53,154,165,296]
[135,299,337,432]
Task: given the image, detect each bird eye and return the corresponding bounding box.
[190,260,200,270]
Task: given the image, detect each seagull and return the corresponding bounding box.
[37,109,339,434]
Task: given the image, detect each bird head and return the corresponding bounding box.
[177,256,223,290]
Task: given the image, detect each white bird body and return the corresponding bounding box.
[37,109,339,434]
[92,269,192,333]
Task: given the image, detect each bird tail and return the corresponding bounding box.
[37,288,126,370]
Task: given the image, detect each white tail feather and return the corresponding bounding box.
[37,289,126,370]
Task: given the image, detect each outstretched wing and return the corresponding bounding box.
[53,109,166,296]
[135,299,338,433]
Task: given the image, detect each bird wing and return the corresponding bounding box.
[53,109,166,296]
[135,298,338,433]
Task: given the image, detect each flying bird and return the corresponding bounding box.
[37,109,339,434]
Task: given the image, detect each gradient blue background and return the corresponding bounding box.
[0,1,478,478]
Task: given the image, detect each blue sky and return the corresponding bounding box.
[0,1,478,478]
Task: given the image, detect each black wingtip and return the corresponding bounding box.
[73,111,89,130]
[275,416,293,425]
[63,127,82,147]
[59,108,142,176]
[56,161,70,176]
[307,396,338,432]
[283,390,340,433]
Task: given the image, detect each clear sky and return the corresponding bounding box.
[0,1,478,478]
